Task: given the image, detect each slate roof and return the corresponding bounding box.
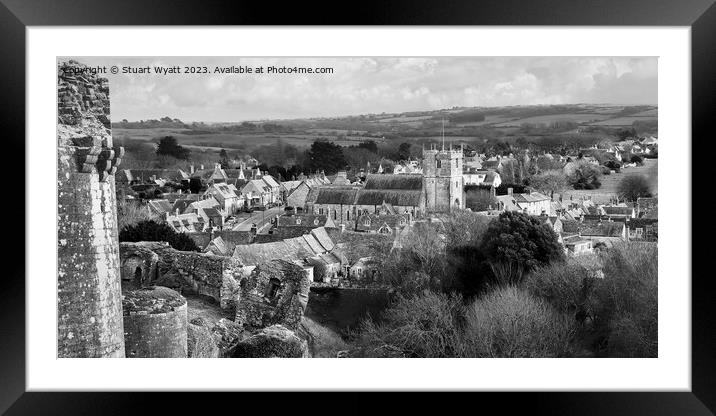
[355,213,410,232]
[172,199,195,214]
[277,214,333,228]
[355,189,422,207]
[364,174,423,190]
[315,188,359,205]
[513,192,550,203]
[147,199,173,216]
[602,206,635,216]
[231,227,336,266]
[579,221,625,237]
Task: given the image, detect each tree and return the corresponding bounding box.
[397,142,412,161]
[529,170,567,200]
[188,177,203,194]
[479,211,564,284]
[156,136,190,160]
[306,139,347,175]
[357,140,378,154]
[567,160,602,190]
[465,186,498,211]
[119,220,200,251]
[630,154,644,165]
[617,175,652,202]
[219,149,230,168]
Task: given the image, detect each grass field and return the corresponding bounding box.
[114,127,383,151]
[587,116,658,126]
[492,113,612,127]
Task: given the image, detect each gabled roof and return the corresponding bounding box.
[355,213,410,232]
[231,226,335,266]
[513,192,550,203]
[172,199,195,214]
[310,227,335,251]
[242,179,272,194]
[188,197,220,212]
[482,160,501,170]
[602,206,635,216]
[205,236,229,256]
[261,175,280,189]
[147,199,173,216]
[202,207,223,219]
[166,212,205,233]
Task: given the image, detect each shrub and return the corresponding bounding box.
[524,258,600,324]
[117,199,159,231]
[592,242,657,357]
[300,317,349,358]
[617,175,653,202]
[119,220,200,251]
[463,286,576,357]
[355,291,466,357]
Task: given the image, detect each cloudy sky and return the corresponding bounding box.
[71,57,657,123]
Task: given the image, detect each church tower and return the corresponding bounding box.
[423,122,464,214]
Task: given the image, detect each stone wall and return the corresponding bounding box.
[57,60,125,358]
[234,260,311,331]
[120,241,245,309]
[122,286,188,358]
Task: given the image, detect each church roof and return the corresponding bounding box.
[364,174,423,190]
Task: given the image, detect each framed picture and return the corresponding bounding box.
[3,0,712,413]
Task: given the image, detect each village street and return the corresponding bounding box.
[232,206,284,232]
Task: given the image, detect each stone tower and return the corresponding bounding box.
[423,144,465,213]
[57,60,126,357]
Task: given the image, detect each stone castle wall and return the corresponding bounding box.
[57,60,126,358]
[122,286,188,358]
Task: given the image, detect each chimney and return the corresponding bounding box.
[175,208,179,216]
[507,187,513,196]
[200,164,204,170]
[190,164,195,174]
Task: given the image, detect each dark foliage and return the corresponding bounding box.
[156,136,191,160]
[306,139,348,175]
[479,211,565,280]
[119,220,200,251]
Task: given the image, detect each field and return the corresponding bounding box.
[558,158,658,204]
[114,127,383,153]
[587,116,658,126]
[492,113,612,127]
[113,104,657,155]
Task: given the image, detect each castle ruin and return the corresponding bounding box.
[57,60,126,358]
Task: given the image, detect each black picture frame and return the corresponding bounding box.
[1,0,712,413]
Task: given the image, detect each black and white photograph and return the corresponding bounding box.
[57,56,659,359]
[2,1,711,410]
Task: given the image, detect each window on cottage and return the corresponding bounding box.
[265,278,281,299]
[295,218,301,225]
[363,218,371,226]
[436,160,441,168]
[134,267,142,282]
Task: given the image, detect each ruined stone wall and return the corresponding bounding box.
[234,260,311,331]
[122,286,188,358]
[57,60,125,358]
[120,241,245,309]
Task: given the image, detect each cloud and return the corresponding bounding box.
[71,56,657,122]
